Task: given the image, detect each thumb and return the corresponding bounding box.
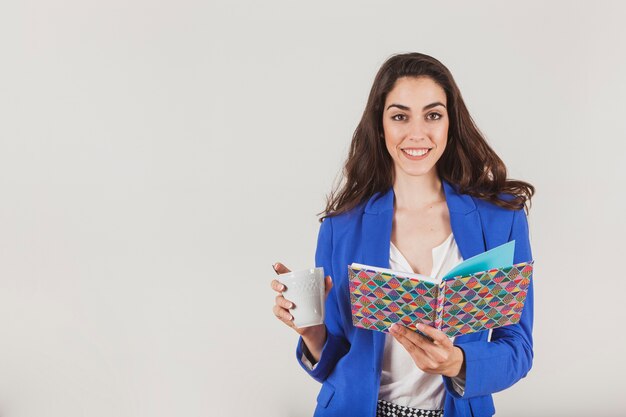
[324,275,333,298]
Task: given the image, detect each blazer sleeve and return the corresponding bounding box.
[295,216,351,383]
[443,207,534,399]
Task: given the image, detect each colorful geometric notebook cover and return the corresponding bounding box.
[348,261,533,337]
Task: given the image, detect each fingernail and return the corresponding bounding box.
[416,323,424,331]
[289,302,294,308]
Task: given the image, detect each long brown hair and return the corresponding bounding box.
[318,52,534,222]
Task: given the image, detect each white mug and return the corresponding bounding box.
[278,267,325,328]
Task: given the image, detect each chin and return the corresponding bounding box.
[399,167,437,178]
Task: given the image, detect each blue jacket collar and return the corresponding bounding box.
[361,178,484,269]
[363,179,477,215]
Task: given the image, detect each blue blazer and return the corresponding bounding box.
[295,179,534,417]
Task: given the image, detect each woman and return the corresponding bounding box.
[271,52,534,417]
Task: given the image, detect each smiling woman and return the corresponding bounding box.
[271,52,535,417]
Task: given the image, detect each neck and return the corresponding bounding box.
[392,170,444,211]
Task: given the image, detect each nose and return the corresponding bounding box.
[406,118,429,142]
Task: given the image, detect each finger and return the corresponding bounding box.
[389,324,426,357]
[273,262,292,274]
[414,323,452,347]
[390,323,434,350]
[324,275,333,298]
[275,294,294,310]
[273,304,294,322]
[270,279,286,293]
[402,324,454,365]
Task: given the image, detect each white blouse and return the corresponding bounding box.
[377,232,465,409]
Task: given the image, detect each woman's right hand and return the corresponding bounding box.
[271,262,333,362]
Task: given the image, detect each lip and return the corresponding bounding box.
[401,148,432,161]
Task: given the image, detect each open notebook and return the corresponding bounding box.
[348,241,533,337]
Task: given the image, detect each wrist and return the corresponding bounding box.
[445,346,466,378]
[301,325,327,362]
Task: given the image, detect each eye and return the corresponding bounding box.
[391,114,407,121]
[427,112,443,121]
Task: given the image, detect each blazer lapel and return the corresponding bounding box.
[442,180,487,260]
[361,189,394,269]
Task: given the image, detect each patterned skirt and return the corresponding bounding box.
[376,399,443,417]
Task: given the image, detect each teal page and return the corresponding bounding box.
[443,240,515,280]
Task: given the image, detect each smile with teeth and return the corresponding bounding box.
[402,148,431,157]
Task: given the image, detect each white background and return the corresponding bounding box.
[1,1,625,416]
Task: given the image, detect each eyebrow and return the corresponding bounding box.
[386,102,446,112]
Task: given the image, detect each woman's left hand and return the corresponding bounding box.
[389,323,465,378]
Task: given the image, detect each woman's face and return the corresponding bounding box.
[382,76,449,181]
